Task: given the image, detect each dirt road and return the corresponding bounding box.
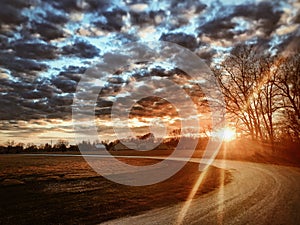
[102,159,300,225]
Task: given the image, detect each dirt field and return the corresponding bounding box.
[0,155,231,225]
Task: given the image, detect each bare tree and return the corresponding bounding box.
[275,53,300,141]
[6,140,15,147]
[55,139,69,152]
[214,44,281,144]
[255,57,282,144]
[214,45,262,140]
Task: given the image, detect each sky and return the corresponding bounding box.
[0,0,299,145]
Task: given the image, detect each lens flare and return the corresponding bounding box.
[218,127,236,142]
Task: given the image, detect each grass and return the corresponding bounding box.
[0,155,231,225]
[109,139,300,168]
[216,140,300,167]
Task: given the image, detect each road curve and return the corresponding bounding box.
[101,159,300,225]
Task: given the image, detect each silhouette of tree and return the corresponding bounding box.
[43,143,52,152]
[6,140,15,147]
[54,139,69,152]
[214,44,289,144]
[25,143,38,152]
[275,53,300,141]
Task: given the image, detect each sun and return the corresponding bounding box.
[218,127,236,142]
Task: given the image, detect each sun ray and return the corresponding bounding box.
[217,141,228,224]
[176,166,210,224]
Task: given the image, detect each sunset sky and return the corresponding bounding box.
[0,0,299,145]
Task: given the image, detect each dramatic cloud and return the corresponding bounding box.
[0,0,299,143]
[233,1,283,36]
[0,0,31,25]
[62,39,100,58]
[160,33,198,50]
[13,42,58,60]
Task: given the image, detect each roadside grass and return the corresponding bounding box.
[110,139,300,168]
[0,155,231,225]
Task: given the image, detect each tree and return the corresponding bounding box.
[15,143,24,153]
[43,143,52,152]
[254,57,282,144]
[54,139,69,152]
[5,140,15,153]
[6,140,15,147]
[214,44,281,144]
[214,45,262,140]
[26,143,38,152]
[275,53,300,141]
[101,140,114,151]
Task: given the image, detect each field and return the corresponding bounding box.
[111,139,300,167]
[0,155,231,225]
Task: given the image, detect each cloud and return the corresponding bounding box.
[295,12,300,23]
[13,42,58,60]
[276,32,300,54]
[94,9,127,32]
[0,0,31,25]
[233,1,283,36]
[90,64,208,122]
[31,21,66,41]
[51,76,78,93]
[62,39,100,58]
[159,32,198,50]
[0,118,75,144]
[196,47,217,64]
[43,10,69,25]
[50,0,86,12]
[59,66,86,82]
[1,66,87,122]
[49,0,113,13]
[199,18,236,40]
[0,51,47,79]
[130,10,153,26]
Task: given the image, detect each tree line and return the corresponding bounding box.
[0,139,76,154]
[0,135,209,153]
